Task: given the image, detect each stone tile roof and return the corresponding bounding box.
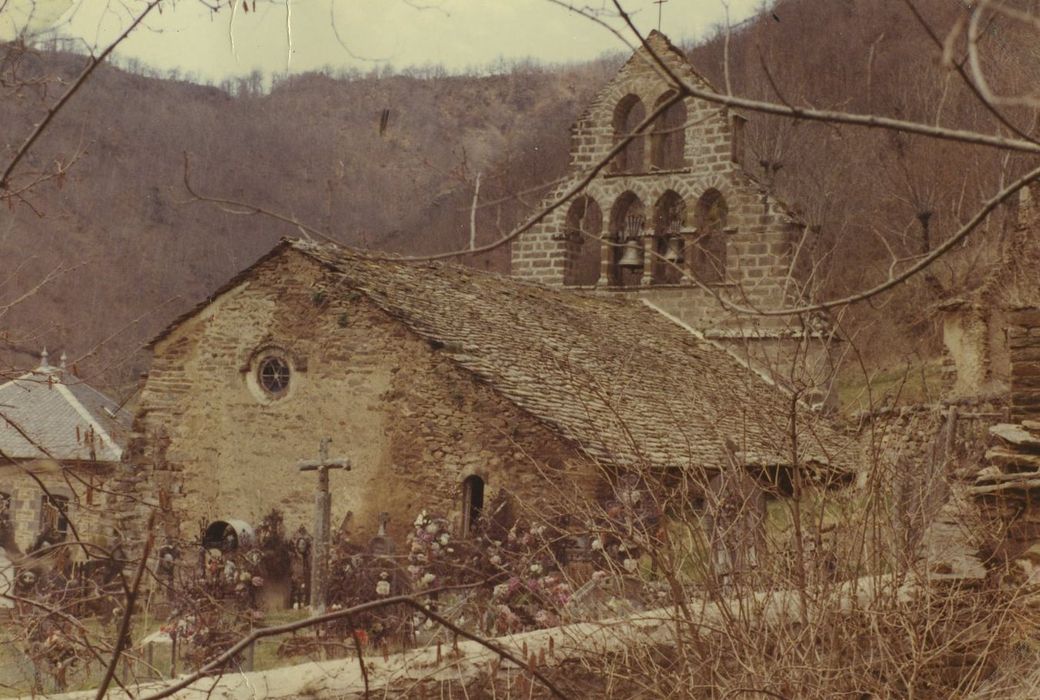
[288,239,855,474]
[0,367,129,462]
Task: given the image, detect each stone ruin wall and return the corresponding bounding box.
[128,251,601,545]
[854,400,998,520]
[1007,308,1040,422]
[850,399,1007,577]
[854,302,1040,574]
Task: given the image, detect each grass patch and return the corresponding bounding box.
[662,485,880,587]
[836,358,945,415]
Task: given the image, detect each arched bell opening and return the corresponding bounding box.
[649,91,687,171]
[692,189,729,283]
[612,94,647,174]
[562,196,604,286]
[608,192,646,287]
[651,190,687,285]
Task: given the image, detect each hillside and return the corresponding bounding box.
[0,50,614,392]
[1,0,1036,397]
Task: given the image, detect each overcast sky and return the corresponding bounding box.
[5,0,765,82]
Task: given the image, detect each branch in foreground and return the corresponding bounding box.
[135,583,568,700]
[183,148,1040,320]
[181,87,685,262]
[610,1,1040,316]
[94,514,155,700]
[0,0,164,193]
[180,1,1040,321]
[56,573,947,700]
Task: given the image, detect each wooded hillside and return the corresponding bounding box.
[1,0,1035,396]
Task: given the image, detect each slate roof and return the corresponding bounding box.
[284,239,854,474]
[0,361,130,463]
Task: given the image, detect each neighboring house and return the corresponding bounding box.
[0,350,131,555]
[129,237,854,544]
[512,31,833,393]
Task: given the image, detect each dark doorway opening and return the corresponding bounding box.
[203,520,251,551]
[462,475,485,536]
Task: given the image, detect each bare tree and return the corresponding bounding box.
[5,1,1040,697]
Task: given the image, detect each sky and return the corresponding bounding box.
[3,0,765,83]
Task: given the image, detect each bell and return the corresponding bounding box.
[618,238,644,269]
[664,235,684,264]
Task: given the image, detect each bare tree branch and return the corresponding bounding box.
[0,0,164,193]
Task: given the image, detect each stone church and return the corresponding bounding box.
[126,33,852,544]
[129,238,851,543]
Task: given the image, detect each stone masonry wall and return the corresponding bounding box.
[856,403,1003,478]
[511,32,807,327]
[854,400,1006,577]
[129,250,600,543]
[0,461,114,554]
[1007,308,1040,421]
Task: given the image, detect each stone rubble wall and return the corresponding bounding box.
[853,400,1007,578]
[1007,308,1040,421]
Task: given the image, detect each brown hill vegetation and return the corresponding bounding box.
[0,46,614,391]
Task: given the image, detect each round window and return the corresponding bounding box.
[257,356,291,397]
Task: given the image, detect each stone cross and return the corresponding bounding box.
[654,0,668,31]
[297,437,350,614]
[368,511,395,557]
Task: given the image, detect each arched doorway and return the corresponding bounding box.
[202,519,255,552]
[461,475,485,537]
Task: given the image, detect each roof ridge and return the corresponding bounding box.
[145,236,855,473]
[52,382,120,458]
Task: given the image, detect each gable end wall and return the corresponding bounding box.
[130,250,599,541]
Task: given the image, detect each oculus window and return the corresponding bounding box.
[257,355,291,397]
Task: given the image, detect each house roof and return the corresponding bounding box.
[174,238,852,474]
[0,355,130,463]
